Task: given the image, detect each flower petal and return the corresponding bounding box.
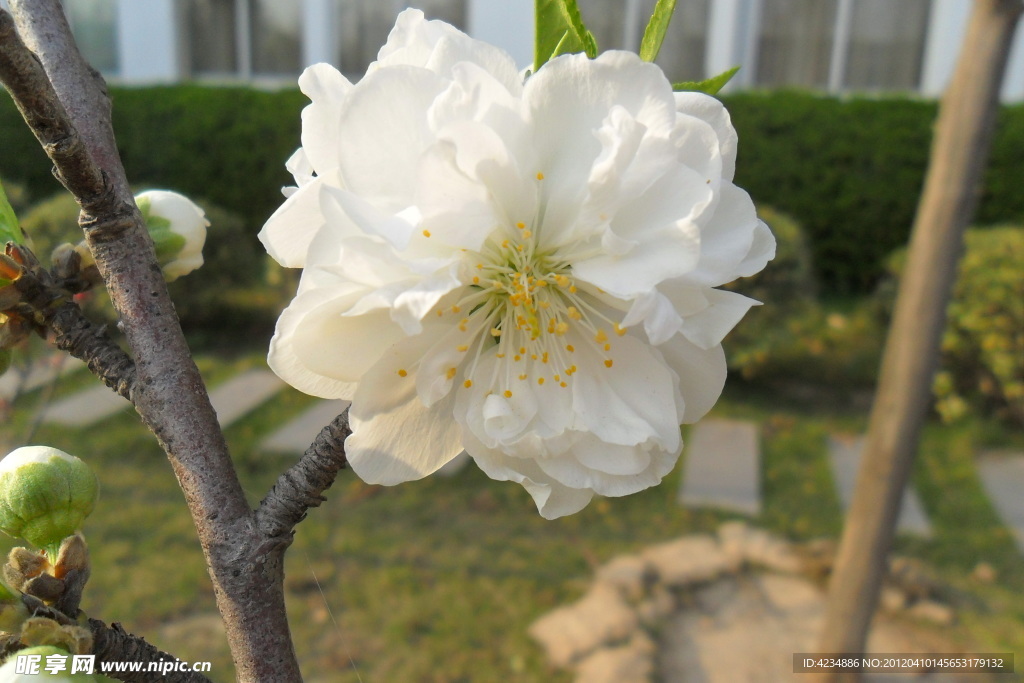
[658,334,727,424]
[298,63,353,175]
[679,288,759,349]
[674,91,738,181]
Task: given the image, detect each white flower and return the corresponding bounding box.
[260,9,775,519]
[135,190,209,281]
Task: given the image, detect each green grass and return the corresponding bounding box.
[1,352,1023,681]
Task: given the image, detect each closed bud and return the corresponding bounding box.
[0,448,99,559]
[135,191,208,282]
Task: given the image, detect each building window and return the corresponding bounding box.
[186,0,238,77]
[643,0,709,83]
[844,0,931,91]
[756,0,838,89]
[63,0,119,74]
[334,0,467,79]
[250,1,302,76]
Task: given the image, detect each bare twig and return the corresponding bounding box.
[87,619,214,683]
[257,410,350,541]
[47,303,134,399]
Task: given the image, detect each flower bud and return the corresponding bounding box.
[135,190,208,282]
[0,447,99,558]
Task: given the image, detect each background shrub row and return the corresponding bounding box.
[1,86,1022,296]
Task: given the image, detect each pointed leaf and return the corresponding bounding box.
[535,0,569,70]
[673,66,740,95]
[639,0,678,62]
[558,0,598,59]
[0,181,23,246]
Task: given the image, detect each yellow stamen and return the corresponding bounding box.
[464,379,473,388]
[604,359,614,368]
[504,390,513,398]
[456,345,468,352]
[537,377,545,385]
[446,367,457,379]
[566,345,575,352]
[536,172,545,180]
[422,229,431,237]
[397,369,408,377]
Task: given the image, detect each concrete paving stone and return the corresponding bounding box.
[828,435,932,538]
[260,400,350,454]
[208,369,285,428]
[40,384,130,427]
[679,418,762,515]
[976,450,1024,552]
[0,355,85,401]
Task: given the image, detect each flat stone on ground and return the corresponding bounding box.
[529,582,637,668]
[679,419,761,515]
[827,434,932,537]
[260,400,350,454]
[208,369,285,428]
[976,450,1024,552]
[40,385,130,426]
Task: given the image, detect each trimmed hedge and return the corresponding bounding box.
[2,87,1023,294]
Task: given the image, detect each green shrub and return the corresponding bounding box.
[877,227,1024,426]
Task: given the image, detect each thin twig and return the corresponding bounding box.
[47,302,134,400]
[257,410,350,541]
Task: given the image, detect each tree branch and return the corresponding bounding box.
[2,3,304,680]
[257,411,350,541]
[47,302,135,400]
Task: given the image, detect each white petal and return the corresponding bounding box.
[571,333,681,452]
[322,185,414,250]
[347,390,462,485]
[298,63,353,175]
[736,219,777,278]
[337,66,446,212]
[684,183,762,287]
[658,334,727,424]
[284,148,314,188]
[258,177,327,268]
[465,433,594,519]
[674,91,738,181]
[621,290,684,346]
[679,288,759,349]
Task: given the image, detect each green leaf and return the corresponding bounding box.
[0,181,23,246]
[639,0,677,62]
[558,0,598,59]
[673,66,740,95]
[535,0,590,70]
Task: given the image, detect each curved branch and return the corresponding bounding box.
[257,410,350,541]
[48,302,135,400]
[87,619,213,683]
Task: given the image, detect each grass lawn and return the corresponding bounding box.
[2,350,1023,682]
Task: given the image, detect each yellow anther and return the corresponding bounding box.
[554,275,570,288]
[604,359,614,368]
[476,263,484,270]
[457,345,469,352]
[436,310,444,317]
[614,323,627,336]
[446,367,457,379]
[595,329,608,343]
[451,305,461,313]
[566,345,575,352]
[536,280,548,288]
[496,353,505,358]
[604,343,611,351]
[537,377,545,385]
[567,306,581,321]
[501,239,510,248]
[397,369,408,377]
[516,244,524,252]
[539,301,550,309]
[491,328,502,337]
[516,222,526,229]
[464,379,473,388]
[555,322,569,335]
[568,365,577,374]
[519,347,526,354]
[422,229,431,237]
[519,374,527,380]
[569,285,577,293]
[554,374,560,381]
[531,354,538,360]
[503,390,513,398]
[472,276,480,284]
[536,172,545,180]
[523,230,532,239]
[560,382,567,387]
[514,355,521,362]
[542,352,549,363]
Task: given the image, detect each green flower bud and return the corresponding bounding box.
[0,645,100,681]
[135,190,208,282]
[0,448,99,558]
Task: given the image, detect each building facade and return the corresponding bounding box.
[4,0,1023,100]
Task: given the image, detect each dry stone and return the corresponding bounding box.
[636,584,675,627]
[594,554,651,602]
[641,534,735,587]
[908,600,955,626]
[528,582,638,668]
[718,520,801,573]
[573,633,654,683]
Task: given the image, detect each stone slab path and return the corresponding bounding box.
[208,369,285,428]
[976,450,1024,553]
[40,384,130,427]
[827,434,933,538]
[0,355,85,401]
[260,400,350,454]
[679,419,761,516]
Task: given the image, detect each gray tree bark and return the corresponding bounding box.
[813,1,1023,680]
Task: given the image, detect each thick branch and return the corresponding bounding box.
[87,619,213,683]
[48,302,135,400]
[257,411,350,540]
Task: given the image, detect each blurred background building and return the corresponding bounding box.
[1,0,1022,98]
